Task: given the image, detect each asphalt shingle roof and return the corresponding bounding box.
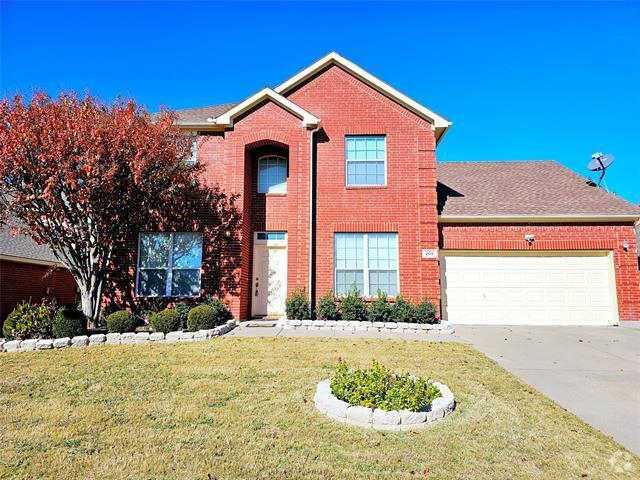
[153,102,238,124]
[0,219,59,263]
[436,160,640,217]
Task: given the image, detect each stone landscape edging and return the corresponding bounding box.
[278,319,455,335]
[314,378,455,431]
[0,320,238,353]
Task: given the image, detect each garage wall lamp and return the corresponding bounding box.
[524,234,535,245]
[622,241,629,251]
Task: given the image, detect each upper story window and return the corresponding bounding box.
[345,136,386,186]
[186,138,197,165]
[137,232,203,297]
[258,155,287,194]
[334,232,398,297]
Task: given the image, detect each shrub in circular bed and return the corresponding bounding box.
[150,308,181,334]
[106,310,135,333]
[187,304,222,331]
[52,305,86,338]
[330,360,441,412]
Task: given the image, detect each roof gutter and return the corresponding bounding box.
[438,214,640,224]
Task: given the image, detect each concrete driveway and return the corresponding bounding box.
[451,324,640,454]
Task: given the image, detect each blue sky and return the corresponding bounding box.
[1,1,638,203]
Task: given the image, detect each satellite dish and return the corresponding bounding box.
[587,152,614,190]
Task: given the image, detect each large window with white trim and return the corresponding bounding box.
[334,233,398,296]
[136,232,203,297]
[345,136,386,186]
[258,155,287,193]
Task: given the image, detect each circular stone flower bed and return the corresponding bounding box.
[314,378,455,432]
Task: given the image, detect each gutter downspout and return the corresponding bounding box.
[308,123,321,316]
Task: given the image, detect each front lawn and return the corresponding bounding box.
[0,337,636,479]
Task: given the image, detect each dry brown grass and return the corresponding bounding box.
[0,337,637,479]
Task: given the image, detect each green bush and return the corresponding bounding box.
[392,295,416,323]
[202,296,233,324]
[52,306,86,338]
[339,285,368,322]
[174,301,191,329]
[2,300,56,340]
[330,360,441,412]
[367,290,394,323]
[106,310,135,333]
[2,310,19,340]
[150,308,181,333]
[414,299,438,324]
[285,288,310,320]
[187,305,218,331]
[315,290,341,320]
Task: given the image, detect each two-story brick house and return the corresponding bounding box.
[110,52,640,326]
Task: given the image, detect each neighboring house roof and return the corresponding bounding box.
[158,52,451,142]
[0,219,62,265]
[437,160,640,221]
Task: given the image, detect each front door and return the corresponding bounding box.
[252,232,287,317]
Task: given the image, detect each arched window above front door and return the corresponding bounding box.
[257,155,287,194]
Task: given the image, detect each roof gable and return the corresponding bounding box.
[214,88,320,129]
[274,52,451,142]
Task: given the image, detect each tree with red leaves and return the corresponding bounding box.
[0,93,200,327]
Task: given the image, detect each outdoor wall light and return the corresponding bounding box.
[44,287,51,295]
[622,241,629,251]
[524,234,535,245]
[224,230,231,238]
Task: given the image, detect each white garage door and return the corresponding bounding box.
[441,253,617,326]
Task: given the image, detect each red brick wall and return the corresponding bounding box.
[196,102,311,319]
[440,223,640,320]
[0,260,79,321]
[287,65,440,305]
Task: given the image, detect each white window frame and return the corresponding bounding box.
[257,154,288,194]
[135,232,203,298]
[186,137,197,165]
[334,232,399,297]
[344,135,387,187]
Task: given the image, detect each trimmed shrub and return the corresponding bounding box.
[330,360,441,412]
[2,300,56,340]
[2,310,19,340]
[392,295,416,323]
[367,290,394,323]
[339,285,368,322]
[202,296,233,324]
[150,308,181,333]
[285,288,310,320]
[414,299,438,324]
[315,290,341,320]
[106,310,135,333]
[187,305,218,331]
[174,301,191,329]
[52,306,86,338]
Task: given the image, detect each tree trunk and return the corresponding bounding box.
[79,281,103,331]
